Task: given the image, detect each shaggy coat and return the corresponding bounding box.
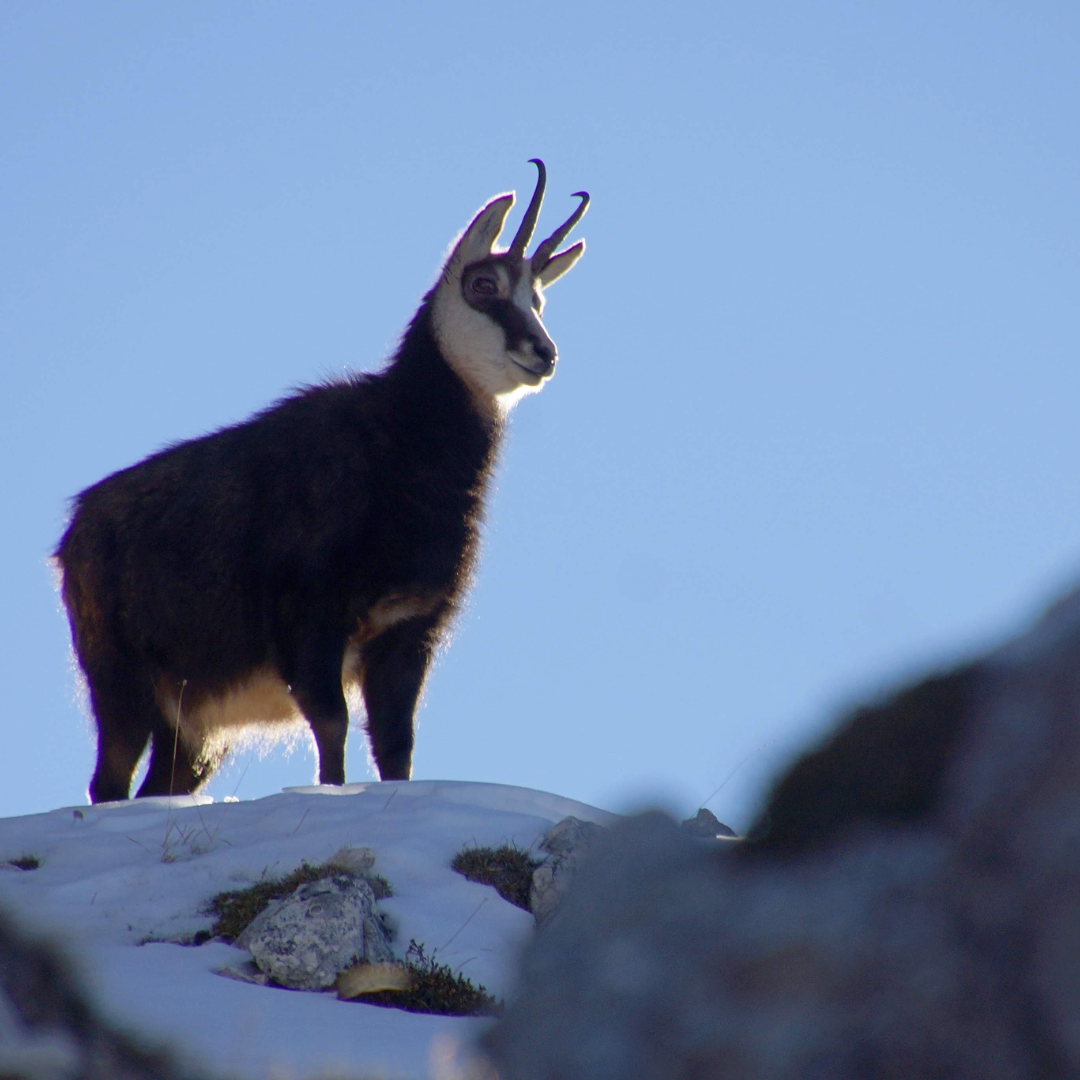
[56,161,586,803]
[57,304,497,802]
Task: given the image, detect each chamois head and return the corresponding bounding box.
[431,159,588,409]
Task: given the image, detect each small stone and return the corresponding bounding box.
[216,960,270,986]
[326,846,376,875]
[679,808,738,839]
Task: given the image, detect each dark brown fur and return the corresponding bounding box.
[56,300,501,802]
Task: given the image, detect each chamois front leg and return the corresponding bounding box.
[361,619,437,781]
[289,628,351,786]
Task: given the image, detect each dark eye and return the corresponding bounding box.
[471,276,498,297]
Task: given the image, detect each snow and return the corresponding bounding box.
[0,781,616,1079]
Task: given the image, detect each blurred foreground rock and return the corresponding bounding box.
[484,583,1080,1079]
[0,909,207,1080]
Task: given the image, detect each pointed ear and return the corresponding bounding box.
[536,239,585,287]
[445,194,515,274]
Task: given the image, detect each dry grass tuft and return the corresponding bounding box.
[450,843,540,911]
[347,940,503,1017]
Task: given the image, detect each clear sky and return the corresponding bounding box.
[2,3,1078,831]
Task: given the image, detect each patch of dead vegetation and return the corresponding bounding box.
[450,843,540,911]
[343,940,502,1017]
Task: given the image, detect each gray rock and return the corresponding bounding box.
[529,816,604,924]
[235,874,394,990]
[483,582,1080,1079]
[679,807,737,838]
[326,846,376,875]
[214,959,270,987]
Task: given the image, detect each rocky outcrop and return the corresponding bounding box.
[529,816,605,925]
[483,583,1080,1079]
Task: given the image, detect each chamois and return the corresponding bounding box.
[55,161,588,803]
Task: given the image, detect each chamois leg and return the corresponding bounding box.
[293,699,349,786]
[86,665,156,804]
[361,620,435,781]
[137,719,214,797]
[290,634,350,786]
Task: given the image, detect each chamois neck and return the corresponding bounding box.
[389,298,506,442]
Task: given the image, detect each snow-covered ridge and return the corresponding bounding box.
[0,781,615,1079]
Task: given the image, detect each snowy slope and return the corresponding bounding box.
[0,782,615,1079]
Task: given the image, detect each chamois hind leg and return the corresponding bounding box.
[86,664,156,804]
[137,714,216,797]
[361,620,436,781]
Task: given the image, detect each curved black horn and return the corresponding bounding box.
[508,159,547,258]
[531,191,590,270]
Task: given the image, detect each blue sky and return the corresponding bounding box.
[2,3,1078,829]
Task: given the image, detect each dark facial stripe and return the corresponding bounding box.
[485,298,538,353]
[462,259,541,353]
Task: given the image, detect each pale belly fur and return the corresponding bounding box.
[157,591,444,752]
